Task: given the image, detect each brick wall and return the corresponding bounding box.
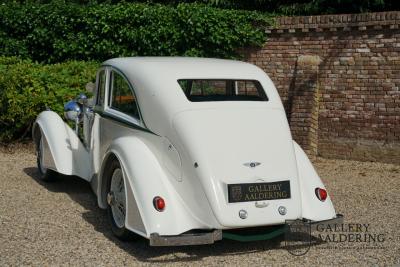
[245,11,400,164]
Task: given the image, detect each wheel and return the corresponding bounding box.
[106,159,134,240]
[36,135,57,182]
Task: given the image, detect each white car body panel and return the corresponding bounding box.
[33,111,91,180]
[293,141,337,221]
[33,57,340,243]
[172,107,302,227]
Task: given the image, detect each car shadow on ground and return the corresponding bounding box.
[24,166,324,263]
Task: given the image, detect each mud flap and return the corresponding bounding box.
[284,220,312,256]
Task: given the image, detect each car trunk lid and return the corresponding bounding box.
[172,107,302,227]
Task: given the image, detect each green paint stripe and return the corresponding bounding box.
[222,226,286,242]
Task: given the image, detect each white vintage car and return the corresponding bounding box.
[33,57,342,246]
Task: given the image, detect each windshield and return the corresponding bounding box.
[178,79,268,102]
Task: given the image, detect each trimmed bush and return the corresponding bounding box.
[0,57,98,142]
[0,3,272,63]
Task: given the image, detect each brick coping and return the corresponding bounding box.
[267,11,400,33]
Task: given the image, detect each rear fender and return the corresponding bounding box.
[98,136,208,238]
[293,141,337,221]
[32,111,90,180]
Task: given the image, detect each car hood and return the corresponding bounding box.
[172,107,302,227]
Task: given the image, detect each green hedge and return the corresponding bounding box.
[0,3,272,63]
[0,57,98,142]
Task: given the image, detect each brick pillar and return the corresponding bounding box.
[287,55,321,159]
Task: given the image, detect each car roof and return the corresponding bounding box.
[101,56,273,103]
[103,57,257,77]
[101,57,283,135]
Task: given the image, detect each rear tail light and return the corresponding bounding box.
[153,196,165,211]
[315,188,328,201]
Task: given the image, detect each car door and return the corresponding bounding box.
[97,68,143,161]
[90,67,108,177]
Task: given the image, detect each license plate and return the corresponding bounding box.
[228,181,291,203]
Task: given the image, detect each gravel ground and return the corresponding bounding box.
[0,145,399,266]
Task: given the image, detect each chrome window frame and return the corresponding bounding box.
[104,67,144,128]
[94,67,108,108]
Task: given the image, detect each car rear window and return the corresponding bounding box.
[178,79,268,102]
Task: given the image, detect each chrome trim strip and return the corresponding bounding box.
[93,107,159,136]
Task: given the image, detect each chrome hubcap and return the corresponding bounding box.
[109,168,126,228]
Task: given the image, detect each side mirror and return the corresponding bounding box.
[64,100,81,122]
[85,82,95,93]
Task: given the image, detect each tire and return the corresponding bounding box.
[105,159,134,241]
[36,135,58,182]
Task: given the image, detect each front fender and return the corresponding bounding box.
[32,111,90,180]
[293,141,337,221]
[100,136,209,238]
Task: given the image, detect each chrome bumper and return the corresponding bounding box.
[149,214,343,246]
[309,214,344,230]
[149,230,222,246]
[285,214,344,232]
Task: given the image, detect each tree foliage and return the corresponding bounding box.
[0,2,272,63]
[2,0,397,15]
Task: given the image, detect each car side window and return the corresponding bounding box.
[96,70,106,107]
[110,71,140,120]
